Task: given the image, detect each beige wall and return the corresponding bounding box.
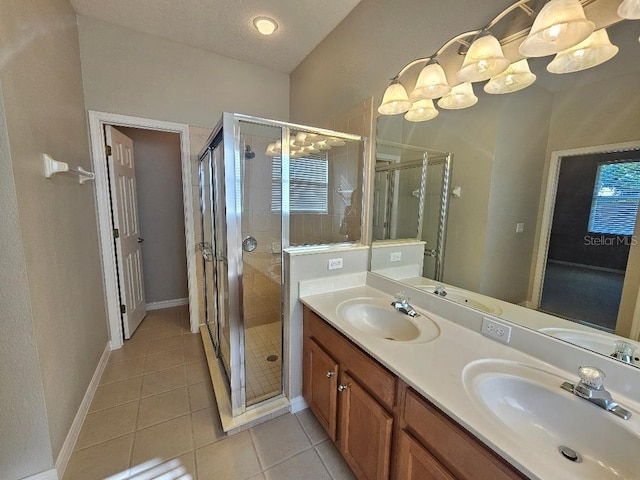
[0,79,55,478]
[0,0,109,467]
[481,86,553,303]
[77,15,290,128]
[119,127,189,304]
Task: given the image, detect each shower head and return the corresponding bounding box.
[244,144,256,159]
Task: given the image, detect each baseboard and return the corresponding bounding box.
[23,469,58,480]
[289,395,309,414]
[146,297,189,310]
[55,342,111,479]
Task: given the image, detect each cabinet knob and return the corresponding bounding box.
[326,371,335,378]
[338,384,348,392]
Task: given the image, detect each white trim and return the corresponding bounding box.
[55,343,111,479]
[289,395,308,414]
[146,297,189,310]
[88,111,199,348]
[23,469,58,480]
[532,140,640,312]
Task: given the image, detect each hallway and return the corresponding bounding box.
[63,307,354,480]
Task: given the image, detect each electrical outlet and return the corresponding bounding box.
[481,317,512,344]
[390,251,402,262]
[328,258,343,270]
[516,223,525,234]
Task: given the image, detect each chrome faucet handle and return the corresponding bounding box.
[394,291,409,304]
[612,341,636,364]
[577,366,605,390]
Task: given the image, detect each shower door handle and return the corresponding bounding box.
[425,248,438,257]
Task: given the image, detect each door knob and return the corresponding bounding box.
[326,371,335,378]
[137,237,145,243]
[338,384,348,392]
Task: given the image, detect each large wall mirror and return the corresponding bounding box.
[372,15,640,367]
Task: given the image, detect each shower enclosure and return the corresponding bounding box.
[198,113,363,421]
[373,141,452,281]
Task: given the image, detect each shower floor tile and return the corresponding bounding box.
[245,322,282,405]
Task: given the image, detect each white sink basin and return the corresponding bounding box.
[539,328,640,364]
[463,359,640,479]
[336,297,440,343]
[418,285,503,316]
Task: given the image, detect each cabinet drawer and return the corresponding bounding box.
[304,307,396,410]
[403,389,526,480]
[397,430,455,480]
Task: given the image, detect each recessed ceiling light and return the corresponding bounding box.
[253,16,278,36]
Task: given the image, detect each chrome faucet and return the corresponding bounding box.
[391,292,419,318]
[611,340,637,365]
[561,366,631,420]
[433,285,447,297]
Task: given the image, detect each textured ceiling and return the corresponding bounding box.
[69,0,362,73]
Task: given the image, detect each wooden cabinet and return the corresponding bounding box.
[303,307,395,480]
[339,371,393,480]
[303,337,338,440]
[302,306,527,480]
[397,430,455,480]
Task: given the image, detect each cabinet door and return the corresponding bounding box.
[303,337,339,440]
[397,430,455,480]
[338,372,393,480]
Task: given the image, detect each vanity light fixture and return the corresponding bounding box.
[519,0,594,57]
[326,136,346,147]
[457,33,510,83]
[547,28,619,74]
[437,83,478,110]
[253,16,278,36]
[409,61,451,101]
[378,0,628,120]
[484,59,537,94]
[618,0,640,19]
[404,99,439,122]
[378,78,413,115]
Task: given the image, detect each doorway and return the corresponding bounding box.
[534,143,640,333]
[88,111,197,349]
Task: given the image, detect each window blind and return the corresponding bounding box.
[272,154,329,212]
[588,161,640,236]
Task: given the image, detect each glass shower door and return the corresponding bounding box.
[199,148,219,355]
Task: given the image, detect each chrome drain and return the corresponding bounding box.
[559,446,582,463]
[266,354,278,362]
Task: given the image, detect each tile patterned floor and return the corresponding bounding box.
[245,322,282,405]
[63,306,355,480]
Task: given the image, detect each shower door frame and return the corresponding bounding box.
[207,113,362,417]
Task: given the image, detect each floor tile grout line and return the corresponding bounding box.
[314,442,340,480]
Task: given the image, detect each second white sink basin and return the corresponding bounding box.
[336,297,440,344]
[463,359,640,479]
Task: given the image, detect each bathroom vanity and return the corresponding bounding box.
[299,278,640,480]
[303,306,524,480]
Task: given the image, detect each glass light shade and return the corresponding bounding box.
[457,34,510,83]
[409,63,451,101]
[303,146,320,154]
[305,133,325,144]
[326,137,346,147]
[437,83,478,110]
[265,143,278,156]
[404,99,439,122]
[484,60,537,94]
[378,81,412,115]
[547,29,618,74]
[519,0,594,57]
[618,0,640,19]
[315,140,332,150]
[294,132,310,146]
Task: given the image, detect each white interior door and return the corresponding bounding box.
[106,125,146,339]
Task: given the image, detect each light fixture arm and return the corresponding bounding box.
[394,0,535,80]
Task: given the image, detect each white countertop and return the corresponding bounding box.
[300,284,640,480]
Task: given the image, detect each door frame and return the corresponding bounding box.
[88,110,198,349]
[532,140,640,333]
